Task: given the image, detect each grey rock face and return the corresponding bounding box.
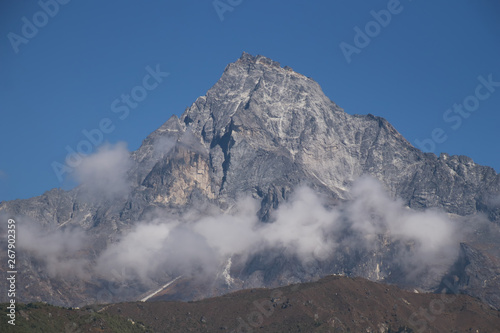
[455,242,500,308]
[1,52,499,308]
[137,52,500,219]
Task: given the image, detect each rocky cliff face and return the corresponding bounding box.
[1,52,499,309]
[131,53,500,220]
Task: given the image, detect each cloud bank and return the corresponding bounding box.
[94,176,461,289]
[8,137,464,296]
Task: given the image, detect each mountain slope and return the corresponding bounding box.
[2,275,500,333]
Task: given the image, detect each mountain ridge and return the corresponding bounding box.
[2,275,500,333]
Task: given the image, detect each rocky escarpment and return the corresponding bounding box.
[128,52,500,221]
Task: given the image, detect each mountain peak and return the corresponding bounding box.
[4,53,500,310]
[237,51,282,68]
[229,52,301,77]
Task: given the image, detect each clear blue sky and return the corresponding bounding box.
[1,0,499,202]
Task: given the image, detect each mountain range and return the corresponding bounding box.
[1,52,500,315]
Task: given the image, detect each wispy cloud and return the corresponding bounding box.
[94,176,462,289]
[17,220,90,280]
[72,142,133,200]
[8,174,464,298]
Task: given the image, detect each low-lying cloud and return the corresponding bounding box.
[17,221,90,280]
[345,177,460,281]
[7,154,466,298]
[94,176,461,289]
[72,142,132,199]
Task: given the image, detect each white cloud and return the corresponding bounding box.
[152,136,176,158]
[73,142,132,199]
[17,220,90,279]
[152,127,208,159]
[261,187,341,261]
[344,177,460,282]
[12,170,462,293]
[94,177,461,288]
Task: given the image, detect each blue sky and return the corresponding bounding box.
[1,0,499,202]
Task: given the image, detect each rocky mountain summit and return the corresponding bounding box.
[1,52,500,310]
